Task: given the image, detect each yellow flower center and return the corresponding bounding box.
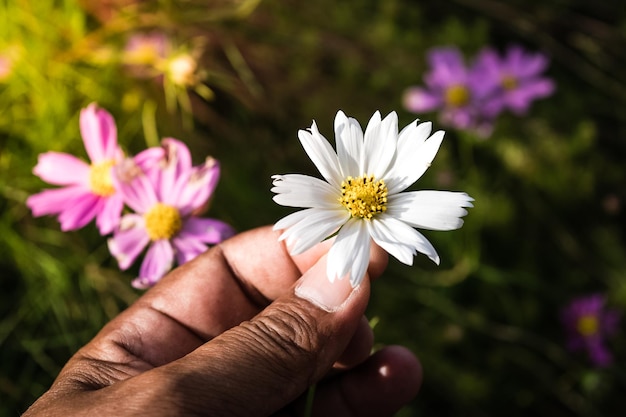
[445,85,470,107]
[144,203,182,240]
[89,160,116,197]
[167,54,197,86]
[127,44,161,66]
[501,75,518,90]
[576,314,599,336]
[339,175,388,220]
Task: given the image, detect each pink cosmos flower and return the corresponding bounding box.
[560,294,621,367]
[403,47,495,133]
[473,45,555,118]
[26,103,125,235]
[122,32,169,78]
[108,138,235,288]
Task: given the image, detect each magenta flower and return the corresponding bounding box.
[560,294,621,367]
[26,103,125,235]
[403,47,495,133]
[473,45,555,117]
[108,138,235,288]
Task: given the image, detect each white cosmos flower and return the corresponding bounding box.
[272,110,474,287]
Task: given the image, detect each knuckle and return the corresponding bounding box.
[237,301,326,383]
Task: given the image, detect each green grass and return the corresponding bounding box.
[2,1,626,416]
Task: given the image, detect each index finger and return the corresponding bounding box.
[77,226,387,369]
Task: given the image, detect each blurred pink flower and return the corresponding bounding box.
[560,294,621,367]
[404,45,555,137]
[27,103,125,235]
[0,54,12,81]
[108,138,235,288]
[122,32,169,77]
[403,47,495,134]
[474,45,555,117]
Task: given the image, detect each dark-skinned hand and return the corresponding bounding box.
[23,226,422,417]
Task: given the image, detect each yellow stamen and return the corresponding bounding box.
[127,45,161,65]
[144,203,182,240]
[89,160,116,197]
[167,54,197,86]
[445,85,470,107]
[501,75,518,90]
[576,315,599,336]
[339,174,388,220]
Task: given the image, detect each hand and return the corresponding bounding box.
[23,226,422,416]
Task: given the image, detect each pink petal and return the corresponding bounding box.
[80,103,119,162]
[403,87,442,113]
[134,146,166,186]
[107,214,150,270]
[112,159,158,213]
[57,193,103,231]
[179,217,235,244]
[26,185,90,216]
[506,78,554,115]
[156,138,193,205]
[134,240,174,288]
[33,152,90,186]
[172,235,208,265]
[178,158,220,215]
[96,193,124,235]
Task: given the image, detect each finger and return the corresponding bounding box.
[334,316,373,370]
[78,253,373,416]
[77,226,387,369]
[146,226,386,337]
[304,345,423,417]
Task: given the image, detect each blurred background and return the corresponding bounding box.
[2,0,626,416]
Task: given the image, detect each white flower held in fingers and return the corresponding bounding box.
[272,110,474,287]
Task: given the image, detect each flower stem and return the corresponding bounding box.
[303,383,316,417]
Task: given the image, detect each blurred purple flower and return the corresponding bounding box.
[108,138,235,288]
[27,103,125,235]
[403,47,495,134]
[560,294,621,367]
[474,45,555,117]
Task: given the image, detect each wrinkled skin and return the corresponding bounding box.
[24,226,422,417]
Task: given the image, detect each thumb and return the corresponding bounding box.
[109,254,370,416]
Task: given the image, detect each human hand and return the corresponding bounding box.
[23,226,422,416]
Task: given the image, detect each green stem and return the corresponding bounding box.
[303,383,316,417]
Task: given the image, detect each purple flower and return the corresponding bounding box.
[403,47,495,134]
[108,138,235,288]
[473,45,555,118]
[560,294,621,367]
[27,103,125,235]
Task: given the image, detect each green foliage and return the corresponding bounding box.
[2,0,626,416]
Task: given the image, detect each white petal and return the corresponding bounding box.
[298,122,343,188]
[271,174,339,209]
[278,208,349,255]
[364,111,398,179]
[387,191,474,231]
[362,111,381,172]
[274,208,315,231]
[368,215,420,263]
[366,220,415,265]
[371,214,440,265]
[334,111,363,177]
[386,127,444,194]
[327,218,371,286]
